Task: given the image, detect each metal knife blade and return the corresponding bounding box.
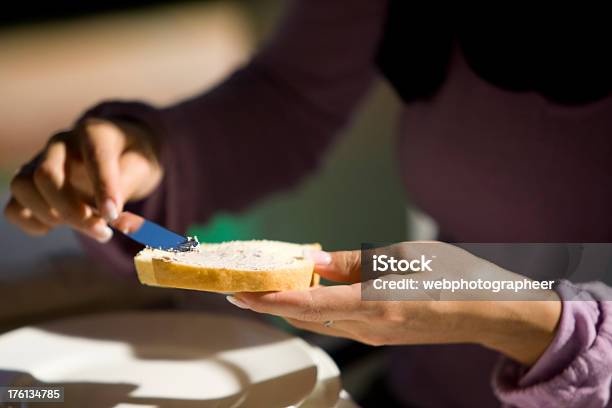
[111,211,197,251]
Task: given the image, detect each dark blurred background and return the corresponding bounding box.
[0,0,410,402]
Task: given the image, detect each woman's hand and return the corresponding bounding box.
[4,118,163,242]
[229,243,562,366]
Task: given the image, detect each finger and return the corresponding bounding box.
[78,118,126,221]
[66,160,92,198]
[284,318,355,339]
[32,139,89,225]
[110,211,144,234]
[73,216,114,243]
[10,172,59,226]
[235,284,366,322]
[67,150,160,204]
[3,198,51,236]
[118,150,162,201]
[306,250,361,283]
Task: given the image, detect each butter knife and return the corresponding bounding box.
[111,211,197,251]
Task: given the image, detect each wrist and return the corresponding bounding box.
[469,296,562,366]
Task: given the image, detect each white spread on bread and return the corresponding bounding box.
[160,240,306,271]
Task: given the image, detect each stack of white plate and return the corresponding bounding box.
[0,312,357,407]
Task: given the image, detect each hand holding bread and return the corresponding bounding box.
[231,243,561,366]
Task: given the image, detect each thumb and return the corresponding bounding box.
[305,249,361,283]
[78,118,126,221]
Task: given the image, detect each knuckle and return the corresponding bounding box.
[6,210,49,235]
[81,119,123,146]
[33,163,54,183]
[349,252,361,272]
[56,207,88,225]
[33,170,59,192]
[36,164,62,188]
[81,117,111,133]
[339,251,361,279]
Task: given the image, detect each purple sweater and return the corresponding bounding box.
[80,0,612,406]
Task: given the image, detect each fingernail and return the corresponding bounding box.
[226,295,250,309]
[93,224,113,243]
[101,198,118,222]
[304,249,332,265]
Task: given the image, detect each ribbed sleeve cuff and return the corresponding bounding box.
[492,281,612,407]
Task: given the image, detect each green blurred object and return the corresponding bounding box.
[188,213,260,243]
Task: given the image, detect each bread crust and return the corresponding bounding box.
[134,242,321,292]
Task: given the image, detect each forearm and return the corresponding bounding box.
[472,298,562,366]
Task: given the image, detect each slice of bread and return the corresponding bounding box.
[134,240,321,292]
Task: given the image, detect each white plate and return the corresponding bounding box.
[0,312,328,407]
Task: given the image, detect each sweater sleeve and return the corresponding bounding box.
[76,0,388,275]
[493,280,612,408]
